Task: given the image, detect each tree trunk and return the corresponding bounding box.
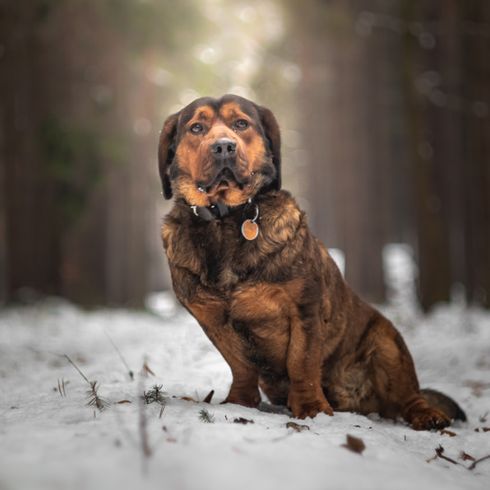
[462,0,490,307]
[401,0,452,310]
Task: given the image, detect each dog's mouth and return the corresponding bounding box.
[200,167,248,193]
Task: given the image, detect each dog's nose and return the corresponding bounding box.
[211,138,236,159]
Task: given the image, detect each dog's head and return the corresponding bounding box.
[158,94,281,207]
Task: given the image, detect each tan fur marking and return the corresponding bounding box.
[219,102,250,123]
[187,106,215,126]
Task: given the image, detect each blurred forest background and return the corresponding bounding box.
[0,0,489,311]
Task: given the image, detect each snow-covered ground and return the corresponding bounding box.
[1,242,490,490]
[0,295,489,490]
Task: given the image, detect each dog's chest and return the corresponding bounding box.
[199,223,250,289]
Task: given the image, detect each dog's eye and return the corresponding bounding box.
[190,123,204,134]
[233,119,249,130]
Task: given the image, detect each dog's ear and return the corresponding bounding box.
[158,112,180,199]
[257,105,281,190]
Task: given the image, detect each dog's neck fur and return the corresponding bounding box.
[165,190,306,290]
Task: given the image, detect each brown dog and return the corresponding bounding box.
[159,94,465,430]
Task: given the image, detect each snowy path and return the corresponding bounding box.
[0,299,489,490]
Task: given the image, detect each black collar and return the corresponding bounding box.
[190,200,257,222]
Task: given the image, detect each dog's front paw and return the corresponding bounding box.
[223,389,261,408]
[409,408,451,431]
[288,393,334,419]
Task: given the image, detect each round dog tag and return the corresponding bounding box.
[241,219,259,241]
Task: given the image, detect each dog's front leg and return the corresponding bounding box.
[186,299,261,408]
[287,314,333,419]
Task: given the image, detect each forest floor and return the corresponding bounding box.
[0,294,489,490]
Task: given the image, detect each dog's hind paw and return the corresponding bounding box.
[409,408,451,431]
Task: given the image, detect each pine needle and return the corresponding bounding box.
[141,362,156,377]
[104,329,134,380]
[143,385,167,405]
[64,354,108,412]
[86,381,109,411]
[199,408,215,423]
[57,378,67,397]
[64,354,90,385]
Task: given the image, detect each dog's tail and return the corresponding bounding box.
[420,388,467,422]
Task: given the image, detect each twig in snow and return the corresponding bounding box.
[104,329,134,380]
[138,360,153,475]
[234,417,254,425]
[429,446,490,470]
[468,454,490,470]
[286,421,309,432]
[435,445,460,465]
[427,445,462,466]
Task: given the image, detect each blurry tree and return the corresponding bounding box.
[402,0,490,308]
[2,0,488,311]
[0,0,294,306]
[287,0,412,304]
[287,0,490,309]
[0,0,202,305]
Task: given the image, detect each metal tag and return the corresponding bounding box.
[241,219,259,241]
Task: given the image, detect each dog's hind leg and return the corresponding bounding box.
[360,313,451,430]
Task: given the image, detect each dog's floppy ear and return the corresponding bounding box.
[158,112,180,199]
[257,105,281,190]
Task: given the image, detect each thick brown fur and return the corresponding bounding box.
[159,94,465,430]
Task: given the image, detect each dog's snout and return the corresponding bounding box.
[211,138,236,159]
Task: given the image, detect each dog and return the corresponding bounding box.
[158,94,466,430]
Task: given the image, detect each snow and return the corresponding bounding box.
[1,247,490,490]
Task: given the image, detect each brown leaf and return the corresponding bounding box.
[286,421,310,432]
[203,390,214,403]
[342,434,365,454]
[474,427,490,432]
[460,451,476,462]
[116,399,132,404]
[234,417,254,425]
[179,396,197,402]
[440,429,457,437]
